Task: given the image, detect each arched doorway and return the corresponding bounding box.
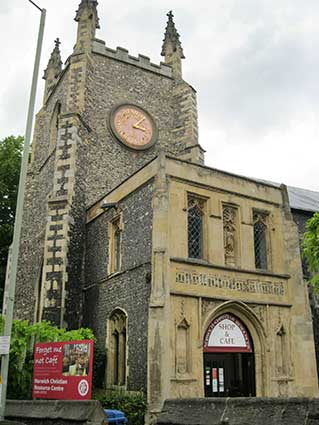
[203,313,256,397]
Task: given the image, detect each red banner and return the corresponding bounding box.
[32,340,94,400]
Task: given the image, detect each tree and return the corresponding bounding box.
[302,212,319,288]
[0,136,23,303]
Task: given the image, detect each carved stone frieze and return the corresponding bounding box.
[176,270,286,297]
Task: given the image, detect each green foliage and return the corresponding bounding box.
[0,135,23,303]
[95,390,147,425]
[6,320,95,400]
[302,212,319,288]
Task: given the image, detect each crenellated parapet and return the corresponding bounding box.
[92,39,173,78]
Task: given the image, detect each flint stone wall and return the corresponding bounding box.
[83,52,189,207]
[84,182,153,390]
[156,398,319,425]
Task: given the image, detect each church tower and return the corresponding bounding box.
[15,2,203,328]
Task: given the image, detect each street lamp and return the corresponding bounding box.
[0,1,46,420]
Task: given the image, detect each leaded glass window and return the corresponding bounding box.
[253,212,268,269]
[188,197,205,259]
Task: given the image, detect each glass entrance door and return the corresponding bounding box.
[204,352,255,397]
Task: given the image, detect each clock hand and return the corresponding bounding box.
[133,125,146,132]
[133,117,145,129]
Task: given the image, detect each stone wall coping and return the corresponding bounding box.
[5,400,106,424]
[156,398,319,425]
[92,39,173,78]
[166,155,281,190]
[163,396,319,404]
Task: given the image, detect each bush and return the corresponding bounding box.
[5,319,95,399]
[95,390,147,425]
[303,212,319,288]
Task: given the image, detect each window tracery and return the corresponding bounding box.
[187,196,205,259]
[253,211,268,270]
[109,309,127,386]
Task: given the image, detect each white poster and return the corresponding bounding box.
[219,368,224,392]
[0,336,10,355]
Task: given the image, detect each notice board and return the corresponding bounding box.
[32,340,94,400]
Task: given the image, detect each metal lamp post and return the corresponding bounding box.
[0,1,46,419]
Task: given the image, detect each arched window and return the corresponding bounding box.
[49,102,61,152]
[108,309,127,386]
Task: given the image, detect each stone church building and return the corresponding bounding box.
[14,0,318,421]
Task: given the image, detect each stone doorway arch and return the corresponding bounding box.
[202,301,267,397]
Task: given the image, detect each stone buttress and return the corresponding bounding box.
[40,0,98,327]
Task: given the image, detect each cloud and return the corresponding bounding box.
[185,0,319,138]
[0,0,318,191]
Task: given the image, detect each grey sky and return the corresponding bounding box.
[0,0,318,190]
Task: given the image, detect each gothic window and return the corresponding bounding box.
[108,309,127,386]
[223,205,238,266]
[253,211,268,270]
[188,196,205,259]
[108,216,122,274]
[49,102,61,152]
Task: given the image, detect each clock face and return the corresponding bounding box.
[110,104,157,150]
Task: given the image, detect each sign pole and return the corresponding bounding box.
[0,3,46,420]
